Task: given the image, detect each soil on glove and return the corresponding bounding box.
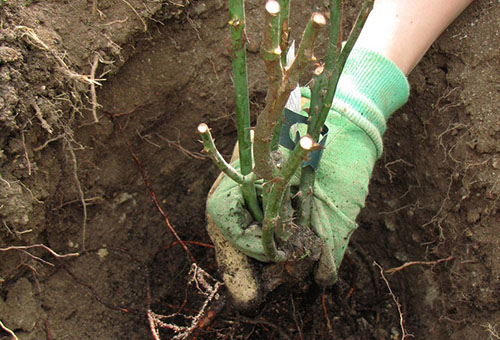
[0,0,499,339]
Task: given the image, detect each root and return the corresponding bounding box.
[155,132,206,160]
[147,263,223,340]
[421,174,454,240]
[17,25,105,126]
[33,135,65,152]
[98,17,130,26]
[111,114,196,263]
[374,261,413,340]
[120,0,148,32]
[90,54,100,123]
[386,256,454,274]
[20,131,32,176]
[383,159,415,184]
[0,244,79,267]
[32,101,54,134]
[0,320,19,340]
[16,26,103,87]
[290,294,304,340]
[65,140,88,251]
[485,323,500,340]
[234,315,292,340]
[321,291,334,338]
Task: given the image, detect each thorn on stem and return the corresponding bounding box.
[229,19,241,28]
[313,64,324,76]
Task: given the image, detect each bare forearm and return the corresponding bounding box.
[355,0,474,75]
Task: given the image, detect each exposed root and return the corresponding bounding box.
[386,256,454,275]
[485,323,500,340]
[16,26,103,87]
[111,114,196,263]
[421,174,454,240]
[434,86,461,114]
[33,135,64,152]
[155,132,206,160]
[20,131,32,176]
[51,196,105,210]
[383,159,415,184]
[90,54,101,123]
[0,244,79,267]
[290,294,304,340]
[436,121,468,162]
[98,17,130,26]
[234,315,292,340]
[0,319,19,340]
[65,140,88,251]
[374,261,413,340]
[147,263,223,340]
[17,25,105,126]
[32,101,54,134]
[120,0,148,32]
[321,291,334,338]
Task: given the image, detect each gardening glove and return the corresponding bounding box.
[207,47,409,288]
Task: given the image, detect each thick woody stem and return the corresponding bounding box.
[286,12,326,86]
[253,0,283,181]
[254,12,326,181]
[262,136,319,261]
[261,0,283,101]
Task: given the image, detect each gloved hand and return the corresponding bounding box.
[206,47,409,301]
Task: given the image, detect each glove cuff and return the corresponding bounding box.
[301,47,409,158]
[334,47,409,131]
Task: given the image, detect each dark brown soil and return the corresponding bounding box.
[1,0,499,339]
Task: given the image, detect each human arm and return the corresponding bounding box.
[356,0,475,75]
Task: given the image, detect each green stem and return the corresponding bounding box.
[262,135,318,261]
[296,166,315,226]
[270,113,284,152]
[286,12,326,87]
[277,0,290,65]
[198,123,263,222]
[325,0,342,71]
[198,123,245,184]
[297,65,328,225]
[241,177,263,222]
[229,0,252,176]
[312,0,373,137]
[228,0,262,221]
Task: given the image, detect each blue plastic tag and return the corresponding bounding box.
[278,108,329,171]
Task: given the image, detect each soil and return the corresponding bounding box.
[0,0,499,339]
